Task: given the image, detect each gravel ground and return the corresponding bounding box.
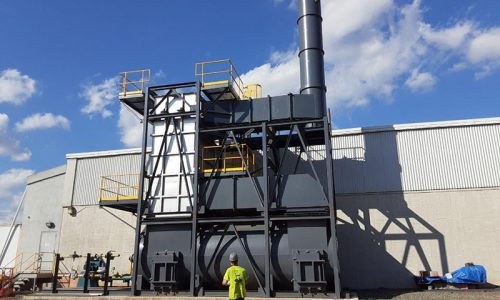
[356,288,500,300]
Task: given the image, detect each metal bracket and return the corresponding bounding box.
[292,249,327,295]
[150,250,179,295]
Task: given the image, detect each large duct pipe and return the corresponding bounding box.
[298,0,326,117]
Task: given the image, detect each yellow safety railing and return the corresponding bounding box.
[242,83,262,99]
[1,252,50,276]
[202,144,255,173]
[99,174,140,201]
[195,59,245,97]
[119,69,151,97]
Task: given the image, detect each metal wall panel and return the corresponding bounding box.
[71,153,141,206]
[150,94,196,214]
[333,123,500,194]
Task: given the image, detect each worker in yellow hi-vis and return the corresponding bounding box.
[222,253,248,300]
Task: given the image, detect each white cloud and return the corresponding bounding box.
[465,28,500,78]
[118,104,143,147]
[80,77,119,118]
[15,113,70,132]
[420,22,474,50]
[0,69,37,105]
[467,28,500,64]
[244,0,426,109]
[405,70,437,92]
[0,168,34,223]
[0,114,31,161]
[241,49,300,97]
[450,62,468,72]
[242,0,500,112]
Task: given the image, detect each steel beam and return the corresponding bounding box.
[231,224,265,295]
[189,82,202,296]
[262,122,271,296]
[322,116,341,298]
[172,118,193,208]
[295,124,328,204]
[131,87,151,296]
[199,118,324,133]
[228,131,264,207]
[205,225,229,272]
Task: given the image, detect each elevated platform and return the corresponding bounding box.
[119,69,152,116]
[201,81,241,101]
[119,93,153,116]
[99,199,138,213]
[98,174,139,213]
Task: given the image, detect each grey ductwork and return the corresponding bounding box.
[298,0,326,117]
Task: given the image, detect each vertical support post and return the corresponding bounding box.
[83,253,91,294]
[102,252,112,296]
[323,116,341,298]
[190,82,202,296]
[51,253,60,294]
[262,122,271,296]
[131,88,151,296]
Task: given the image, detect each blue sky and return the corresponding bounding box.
[1,0,500,221]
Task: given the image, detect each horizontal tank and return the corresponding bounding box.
[138,220,335,292]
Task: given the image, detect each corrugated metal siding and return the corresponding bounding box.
[71,153,141,205]
[333,123,500,193]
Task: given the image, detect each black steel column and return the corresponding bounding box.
[51,253,60,294]
[262,122,271,296]
[83,253,91,294]
[131,88,151,296]
[102,252,112,296]
[323,116,341,298]
[190,82,202,296]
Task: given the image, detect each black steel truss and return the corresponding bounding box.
[129,82,341,298]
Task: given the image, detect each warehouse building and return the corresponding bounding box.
[14,116,500,290]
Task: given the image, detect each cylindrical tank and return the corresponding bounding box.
[298,0,326,117]
[139,221,334,291]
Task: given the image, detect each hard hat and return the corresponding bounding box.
[229,252,238,262]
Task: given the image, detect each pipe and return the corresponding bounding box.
[0,190,26,266]
[297,0,326,117]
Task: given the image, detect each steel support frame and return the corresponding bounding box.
[189,82,202,296]
[322,115,341,298]
[131,88,151,296]
[131,83,199,296]
[130,81,340,297]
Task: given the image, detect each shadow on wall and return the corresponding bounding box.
[332,127,449,289]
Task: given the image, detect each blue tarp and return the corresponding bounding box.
[416,265,487,285]
[445,265,487,284]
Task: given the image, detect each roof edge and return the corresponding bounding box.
[333,116,500,136]
[27,164,66,184]
[66,147,149,159]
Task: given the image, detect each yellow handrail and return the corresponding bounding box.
[119,69,151,97]
[195,59,245,98]
[202,144,255,173]
[99,174,140,201]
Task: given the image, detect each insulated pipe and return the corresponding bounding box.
[298,0,326,117]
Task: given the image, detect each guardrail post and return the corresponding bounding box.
[51,253,60,293]
[83,253,91,293]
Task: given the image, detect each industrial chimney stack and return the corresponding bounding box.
[298,0,327,116]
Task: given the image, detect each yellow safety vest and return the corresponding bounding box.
[223,265,248,299]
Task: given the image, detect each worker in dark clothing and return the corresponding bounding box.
[222,252,248,300]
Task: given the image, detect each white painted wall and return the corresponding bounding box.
[58,206,135,275]
[150,93,196,214]
[337,188,500,289]
[18,166,66,272]
[0,224,21,268]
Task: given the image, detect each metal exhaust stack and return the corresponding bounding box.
[298,0,326,116]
